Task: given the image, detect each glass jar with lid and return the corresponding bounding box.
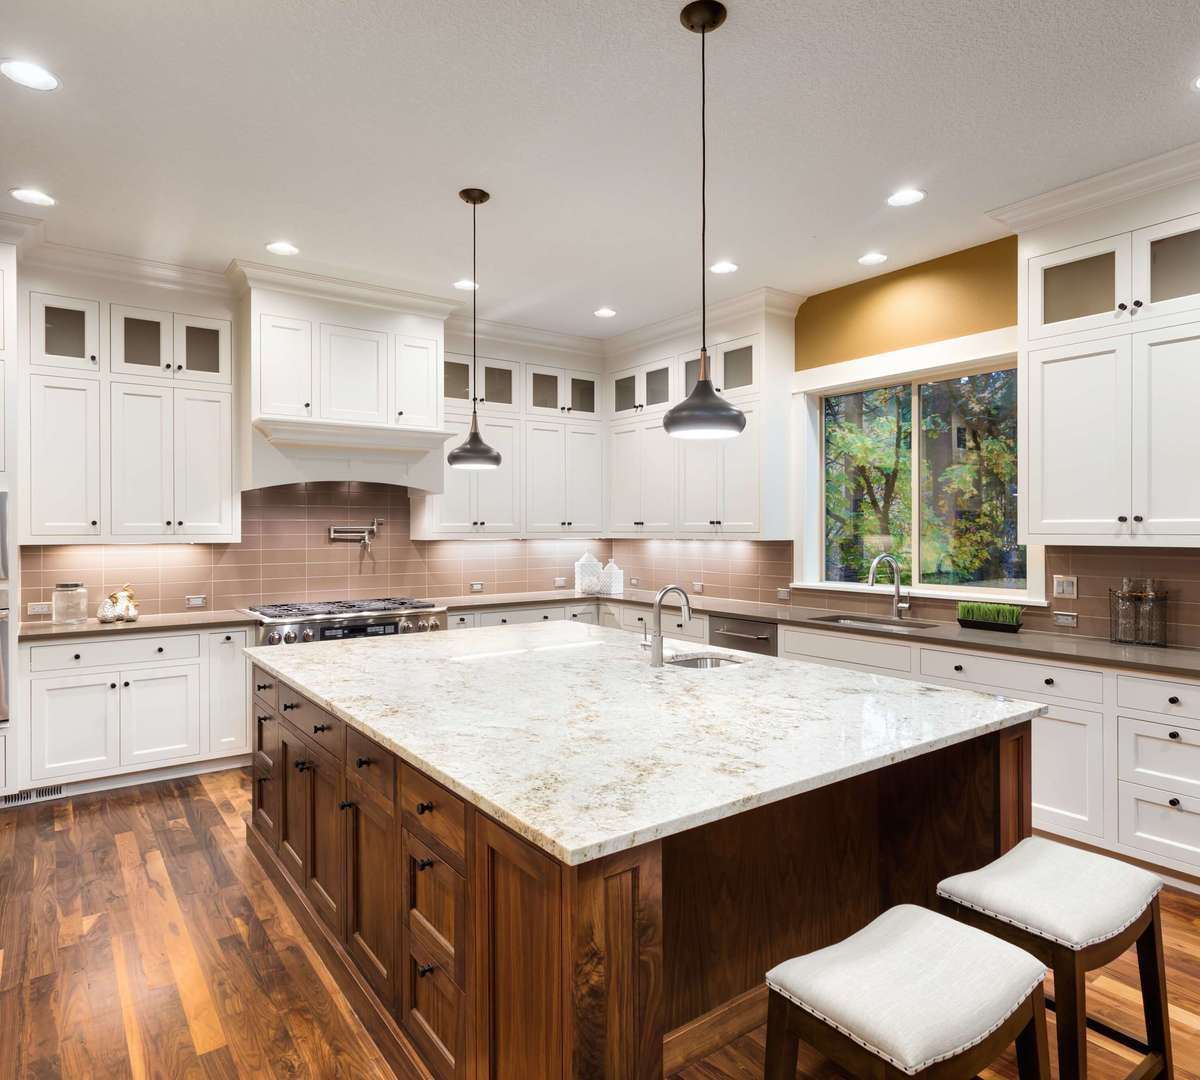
[52,582,88,624]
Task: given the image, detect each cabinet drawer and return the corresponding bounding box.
[565,603,598,625]
[252,665,278,710]
[402,763,467,866]
[277,687,343,758]
[919,648,1102,703]
[1117,674,1200,722]
[665,611,707,642]
[477,606,565,627]
[1119,716,1200,797]
[781,628,910,673]
[620,605,651,633]
[346,726,395,804]
[447,612,477,630]
[400,932,465,1080]
[30,633,200,672]
[403,829,466,986]
[1118,780,1200,867]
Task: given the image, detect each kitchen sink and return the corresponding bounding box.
[667,654,746,669]
[809,613,939,633]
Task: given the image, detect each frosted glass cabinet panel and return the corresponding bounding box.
[173,314,231,382]
[444,354,519,414]
[525,366,600,419]
[1132,212,1200,322]
[31,293,100,370]
[1028,236,1131,340]
[111,305,172,376]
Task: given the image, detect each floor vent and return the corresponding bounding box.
[1,784,65,806]
[35,784,65,800]
[2,789,33,806]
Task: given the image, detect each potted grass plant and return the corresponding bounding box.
[957,601,1023,634]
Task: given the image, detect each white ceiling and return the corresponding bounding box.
[4,0,1200,338]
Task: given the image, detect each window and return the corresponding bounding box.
[822,366,1026,593]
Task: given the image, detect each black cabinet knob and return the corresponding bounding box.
[479,521,486,526]
[355,756,372,768]
[1169,731,1181,740]
[175,364,183,371]
[90,354,97,362]
[177,520,183,526]
[500,618,507,624]
[415,801,434,815]
[416,858,434,871]
[1133,515,1144,522]
[165,520,172,526]
[1117,302,1128,311]
[1132,300,1143,309]
[417,963,435,977]
[90,520,98,526]
[294,760,310,772]
[304,402,310,408]
[542,615,549,620]
[1118,515,1128,523]
[953,664,963,672]
[157,647,164,653]
[313,724,330,734]
[164,363,171,370]
[73,653,81,660]
[1169,696,1180,705]
[337,800,354,810]
[1044,677,1055,686]
[397,410,404,416]
[110,682,117,689]
[282,702,298,711]
[1169,797,1181,808]
[225,634,232,641]
[123,681,130,687]
[256,683,271,691]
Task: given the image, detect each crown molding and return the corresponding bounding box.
[227,259,458,319]
[445,314,604,359]
[0,211,47,250]
[603,286,805,357]
[989,140,1200,232]
[21,241,229,295]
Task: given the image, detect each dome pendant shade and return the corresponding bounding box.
[448,411,502,470]
[663,349,746,440]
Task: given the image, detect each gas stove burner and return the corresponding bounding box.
[244,596,447,644]
[250,597,436,619]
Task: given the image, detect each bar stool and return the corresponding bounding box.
[938,836,1173,1079]
[764,904,1050,1078]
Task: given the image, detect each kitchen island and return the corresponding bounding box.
[244,622,1045,1080]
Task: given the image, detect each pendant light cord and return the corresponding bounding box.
[700,25,707,358]
[472,202,478,415]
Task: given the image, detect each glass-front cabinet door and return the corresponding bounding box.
[526,365,599,419]
[173,314,232,383]
[681,336,757,398]
[642,358,672,412]
[1028,235,1132,341]
[31,292,100,370]
[1132,212,1200,323]
[610,367,640,418]
[111,305,172,377]
[443,354,520,415]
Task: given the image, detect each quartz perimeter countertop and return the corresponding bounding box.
[19,609,259,642]
[246,622,1044,866]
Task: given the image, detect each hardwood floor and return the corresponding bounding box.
[0,767,1196,1079]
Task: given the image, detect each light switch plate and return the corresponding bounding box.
[27,601,51,615]
[554,576,566,588]
[692,581,704,594]
[1052,574,1078,599]
[185,594,207,608]
[1053,611,1079,628]
[470,581,484,593]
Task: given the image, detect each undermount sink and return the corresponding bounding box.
[809,613,939,633]
[667,654,746,669]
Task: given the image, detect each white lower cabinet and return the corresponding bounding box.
[447,612,478,630]
[1119,715,1200,797]
[1031,704,1104,837]
[120,665,201,767]
[30,672,121,780]
[209,630,250,754]
[477,606,566,627]
[1119,782,1200,867]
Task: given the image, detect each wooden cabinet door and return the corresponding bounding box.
[119,664,201,767]
[345,785,398,1007]
[523,420,566,533]
[277,727,310,886]
[209,630,250,755]
[565,423,604,533]
[173,387,234,536]
[473,816,562,1080]
[110,381,174,536]
[305,745,346,938]
[259,314,313,418]
[252,707,281,849]
[395,334,439,428]
[319,323,389,424]
[1026,336,1132,537]
[28,373,101,537]
[400,930,465,1080]
[30,672,120,780]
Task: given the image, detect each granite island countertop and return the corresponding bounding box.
[246,621,1045,866]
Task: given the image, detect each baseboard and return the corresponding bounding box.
[662,984,768,1075]
[1,753,252,805]
[244,818,433,1080]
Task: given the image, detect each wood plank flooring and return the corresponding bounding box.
[0,767,1196,1078]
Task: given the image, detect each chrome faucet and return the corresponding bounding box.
[868,553,910,620]
[650,585,693,667]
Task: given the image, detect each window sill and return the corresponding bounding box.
[789,580,1050,608]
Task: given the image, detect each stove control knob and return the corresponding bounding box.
[428,617,441,631]
[301,628,315,642]
[267,630,282,646]
[417,620,428,632]
[400,620,414,633]
[283,629,298,644]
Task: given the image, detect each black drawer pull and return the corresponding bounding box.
[156,647,164,653]
[73,653,81,660]
[1169,696,1181,705]
[224,634,232,641]
[417,963,435,977]
[1169,798,1181,808]
[416,858,434,871]
[313,724,330,734]
[415,801,434,815]
[282,702,298,711]
[294,760,310,772]
[1044,677,1055,686]
[1169,731,1181,740]
[953,664,963,672]
[337,800,354,811]
[355,756,372,769]
[257,714,270,722]
[256,683,271,691]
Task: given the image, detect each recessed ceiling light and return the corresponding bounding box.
[0,59,60,91]
[709,259,738,274]
[10,187,55,206]
[858,251,888,266]
[265,240,299,256]
[593,307,616,318]
[1192,74,1200,92]
[887,187,926,207]
[453,279,479,290]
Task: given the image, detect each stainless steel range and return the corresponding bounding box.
[244,597,447,645]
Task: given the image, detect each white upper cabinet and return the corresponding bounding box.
[1131,323,1200,536]
[524,420,567,532]
[564,424,604,532]
[444,354,520,415]
[680,336,759,400]
[608,418,675,533]
[473,416,521,532]
[1131,211,1200,323]
[1028,235,1132,341]
[1026,336,1132,537]
[679,438,721,532]
[174,387,234,535]
[610,357,673,419]
[319,323,389,424]
[31,292,100,371]
[173,313,231,383]
[677,404,760,533]
[110,382,174,536]
[28,374,101,536]
[525,365,600,420]
[431,416,475,532]
[111,305,172,378]
[394,334,439,428]
[259,314,314,418]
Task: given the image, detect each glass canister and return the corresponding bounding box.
[52,582,88,624]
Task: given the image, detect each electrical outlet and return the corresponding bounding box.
[776,587,791,601]
[185,594,207,608]
[470,581,484,593]
[1053,611,1079,628]
[1052,574,1078,599]
[630,577,640,586]
[692,581,704,594]
[27,601,51,616]
[554,576,566,588]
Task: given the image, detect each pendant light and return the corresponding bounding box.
[663,1,746,441]
[448,188,503,470]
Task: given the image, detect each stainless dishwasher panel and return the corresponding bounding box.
[708,614,778,656]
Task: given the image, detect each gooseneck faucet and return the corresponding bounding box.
[868,553,910,620]
[650,585,693,667]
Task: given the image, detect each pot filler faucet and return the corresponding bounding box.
[650,585,693,668]
[868,553,910,620]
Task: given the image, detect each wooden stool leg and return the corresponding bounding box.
[1053,953,1088,1080]
[764,989,801,1080]
[1015,985,1052,1080]
[1136,895,1175,1078]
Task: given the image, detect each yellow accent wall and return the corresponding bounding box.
[794,236,1017,370]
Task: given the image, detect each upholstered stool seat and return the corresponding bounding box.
[764,904,1050,1078]
[938,837,1174,1079]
